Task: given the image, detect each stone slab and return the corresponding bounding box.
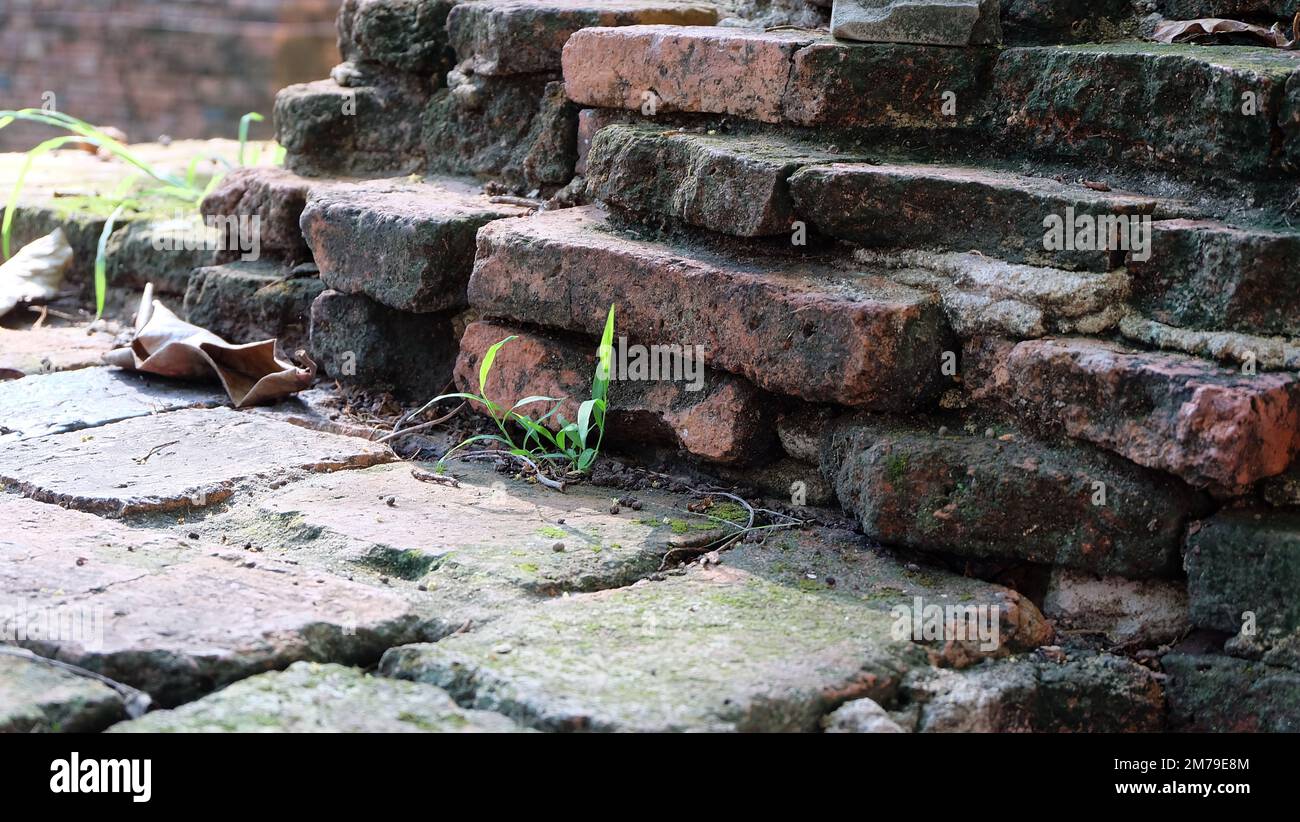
[0,406,393,515]
[0,367,224,442]
[109,661,523,732]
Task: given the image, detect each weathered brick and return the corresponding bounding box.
[790,162,1185,270]
[823,423,1206,577]
[449,0,718,75]
[183,261,325,352]
[424,74,579,191]
[337,0,458,74]
[276,78,430,176]
[830,0,1000,46]
[562,26,994,130]
[587,124,867,236]
[199,166,337,263]
[1129,219,1300,336]
[468,206,951,409]
[1186,508,1300,637]
[308,289,459,400]
[455,320,777,464]
[1164,653,1300,732]
[993,44,1299,178]
[563,26,813,123]
[301,179,529,312]
[1002,337,1300,490]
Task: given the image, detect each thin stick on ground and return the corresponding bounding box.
[443,449,567,492]
[376,401,465,443]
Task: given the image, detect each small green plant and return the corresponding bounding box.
[0,108,279,318]
[433,304,617,478]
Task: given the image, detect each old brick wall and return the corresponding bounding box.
[0,0,340,151]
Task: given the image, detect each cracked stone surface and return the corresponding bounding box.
[0,406,393,515]
[109,662,525,733]
[380,528,1054,731]
[0,494,434,707]
[0,367,224,442]
[201,460,734,628]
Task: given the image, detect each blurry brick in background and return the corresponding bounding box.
[0,0,339,151]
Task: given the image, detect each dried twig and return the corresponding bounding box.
[444,450,567,492]
[410,466,461,488]
[377,401,465,443]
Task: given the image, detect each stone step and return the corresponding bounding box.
[425,72,578,192]
[985,337,1300,491]
[183,262,325,352]
[467,206,952,409]
[0,494,428,707]
[381,528,1063,731]
[1186,509,1300,648]
[448,0,719,76]
[823,421,1208,578]
[308,290,459,401]
[0,406,392,516]
[562,25,993,130]
[301,178,531,313]
[563,27,1300,178]
[454,320,777,464]
[108,662,526,733]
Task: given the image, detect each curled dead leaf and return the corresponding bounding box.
[0,228,73,318]
[1152,16,1299,49]
[104,284,315,407]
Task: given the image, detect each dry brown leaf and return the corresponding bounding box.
[0,229,73,317]
[1152,16,1299,49]
[104,284,314,407]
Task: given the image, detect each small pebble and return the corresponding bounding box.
[610,505,620,515]
[552,542,566,552]
[386,496,396,507]
[492,643,513,655]
[984,428,996,438]
[188,532,199,540]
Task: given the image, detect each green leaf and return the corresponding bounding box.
[593,303,616,403]
[479,335,517,395]
[510,395,561,412]
[3,133,84,258]
[238,112,264,166]
[93,203,128,320]
[577,399,596,448]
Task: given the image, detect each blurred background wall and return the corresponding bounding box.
[0,0,340,150]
